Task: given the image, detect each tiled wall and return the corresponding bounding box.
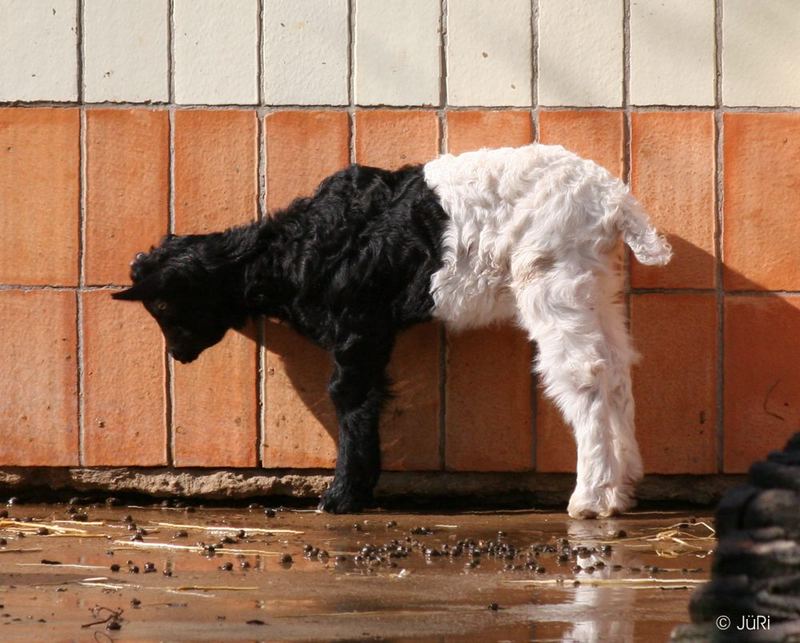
[1,1,799,482]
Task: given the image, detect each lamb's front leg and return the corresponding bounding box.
[318,337,393,514]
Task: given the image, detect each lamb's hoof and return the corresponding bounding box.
[567,491,602,519]
[567,486,637,519]
[317,484,373,514]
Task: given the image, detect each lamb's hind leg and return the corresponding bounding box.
[514,271,633,518]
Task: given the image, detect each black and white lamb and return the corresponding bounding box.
[113,143,672,518]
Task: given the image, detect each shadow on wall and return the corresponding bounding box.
[226,232,800,477]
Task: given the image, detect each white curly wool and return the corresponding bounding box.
[424,144,672,518]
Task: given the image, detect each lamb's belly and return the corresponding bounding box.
[429,257,517,330]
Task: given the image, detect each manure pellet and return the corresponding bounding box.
[130,534,143,542]
[106,621,121,631]
[143,562,156,573]
[280,554,293,565]
[488,602,499,611]
[237,530,246,539]
[220,562,234,571]
[131,598,141,608]
[240,561,251,570]
[123,515,134,523]
[36,528,49,536]
[615,529,628,539]
[173,530,188,539]
[129,565,140,574]
[264,509,276,518]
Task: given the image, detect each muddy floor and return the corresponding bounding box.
[0,502,714,642]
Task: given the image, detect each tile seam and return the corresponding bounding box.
[166,107,176,467]
[714,0,725,474]
[438,0,448,472]
[168,0,175,103]
[529,0,539,471]
[77,109,86,467]
[6,101,800,112]
[347,0,355,164]
[257,110,267,469]
[255,0,266,469]
[76,0,86,467]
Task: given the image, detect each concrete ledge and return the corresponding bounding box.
[0,468,745,508]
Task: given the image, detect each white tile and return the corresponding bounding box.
[631,0,715,106]
[538,0,623,107]
[723,0,800,106]
[355,0,441,106]
[84,0,169,103]
[174,0,258,105]
[0,0,77,101]
[447,0,532,106]
[263,0,348,105]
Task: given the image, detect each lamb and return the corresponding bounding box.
[113,143,672,518]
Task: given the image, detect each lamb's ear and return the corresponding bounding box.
[112,278,159,301]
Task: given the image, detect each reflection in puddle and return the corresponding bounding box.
[0,504,712,640]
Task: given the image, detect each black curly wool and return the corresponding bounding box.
[113,164,449,512]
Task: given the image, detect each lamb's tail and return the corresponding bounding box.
[617,193,672,266]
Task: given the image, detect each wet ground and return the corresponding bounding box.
[0,502,714,642]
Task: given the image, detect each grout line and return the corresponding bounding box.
[529,0,539,470]
[257,0,264,106]
[76,0,84,103]
[437,0,448,472]
[3,283,799,296]
[165,107,176,467]
[76,107,87,467]
[622,0,633,327]
[255,0,266,468]
[530,0,539,142]
[256,110,266,468]
[5,100,800,112]
[714,0,725,474]
[347,0,355,164]
[168,0,175,104]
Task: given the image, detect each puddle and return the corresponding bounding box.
[0,503,713,641]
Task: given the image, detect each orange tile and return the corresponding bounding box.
[535,112,623,473]
[446,110,533,154]
[172,322,258,468]
[355,110,439,169]
[172,110,259,467]
[444,111,534,472]
[539,110,624,176]
[724,296,800,472]
[262,110,349,468]
[265,111,350,211]
[83,291,166,466]
[631,294,717,473]
[535,399,576,473]
[723,113,800,291]
[382,323,441,471]
[86,110,169,285]
[445,326,534,471]
[630,111,716,289]
[174,109,258,232]
[263,320,338,468]
[0,109,79,285]
[538,295,719,474]
[0,291,77,465]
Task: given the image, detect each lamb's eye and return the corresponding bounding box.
[154,300,169,313]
